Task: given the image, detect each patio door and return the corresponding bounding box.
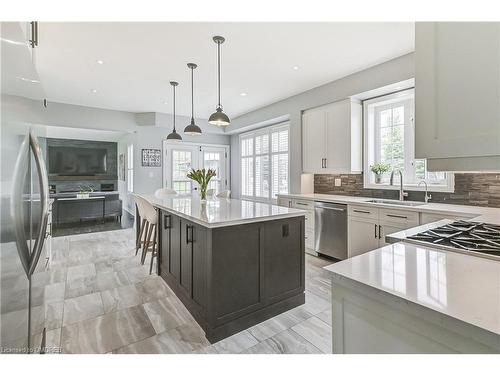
[163,142,229,195]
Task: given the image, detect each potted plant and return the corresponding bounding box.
[370,163,391,183]
[187,168,216,201]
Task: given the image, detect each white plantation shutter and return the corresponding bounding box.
[240,123,289,202]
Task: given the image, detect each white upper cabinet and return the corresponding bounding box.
[302,106,327,173]
[302,99,362,174]
[415,22,500,171]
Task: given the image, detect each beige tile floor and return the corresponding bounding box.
[1,228,335,354]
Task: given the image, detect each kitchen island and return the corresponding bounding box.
[137,195,306,343]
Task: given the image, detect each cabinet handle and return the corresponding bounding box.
[164,214,171,229]
[374,224,378,239]
[282,224,289,237]
[295,202,308,206]
[353,209,371,214]
[379,224,382,239]
[386,214,408,219]
[186,224,194,244]
[40,327,46,354]
[30,21,38,48]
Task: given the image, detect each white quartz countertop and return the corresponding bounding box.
[278,193,500,224]
[324,242,500,336]
[138,194,305,228]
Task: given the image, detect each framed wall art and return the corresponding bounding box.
[141,148,161,167]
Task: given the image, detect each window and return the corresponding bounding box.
[163,143,229,195]
[172,150,193,194]
[364,89,454,192]
[240,123,289,202]
[127,144,134,192]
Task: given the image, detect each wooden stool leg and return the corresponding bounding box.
[141,223,153,265]
[136,218,147,255]
[149,225,157,275]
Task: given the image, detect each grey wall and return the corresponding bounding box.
[3,94,231,214]
[227,53,415,198]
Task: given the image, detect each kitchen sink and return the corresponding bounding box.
[365,199,426,207]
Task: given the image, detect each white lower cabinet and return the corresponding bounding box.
[348,217,379,258]
[291,199,316,255]
[277,197,292,208]
[420,212,474,225]
[348,205,419,258]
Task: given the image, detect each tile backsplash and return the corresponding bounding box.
[314,173,500,208]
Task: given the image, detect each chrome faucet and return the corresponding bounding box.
[390,170,408,201]
[418,180,432,203]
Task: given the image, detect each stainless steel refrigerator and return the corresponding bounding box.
[1,22,51,353]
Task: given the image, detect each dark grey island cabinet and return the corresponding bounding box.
[157,209,305,343]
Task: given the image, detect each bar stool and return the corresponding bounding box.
[140,197,159,274]
[154,188,177,198]
[216,190,231,198]
[133,195,148,256]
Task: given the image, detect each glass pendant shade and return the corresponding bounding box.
[209,107,230,126]
[184,63,202,135]
[209,36,230,127]
[184,118,202,135]
[166,129,182,141]
[166,81,182,141]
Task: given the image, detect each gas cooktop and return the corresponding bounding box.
[407,221,500,259]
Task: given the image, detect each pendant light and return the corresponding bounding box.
[208,36,230,127]
[166,81,182,141]
[184,63,202,135]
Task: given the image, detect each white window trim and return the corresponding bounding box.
[127,144,134,193]
[239,122,290,203]
[363,89,455,193]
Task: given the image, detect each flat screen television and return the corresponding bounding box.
[48,146,108,176]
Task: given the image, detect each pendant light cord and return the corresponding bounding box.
[217,41,221,108]
[191,67,194,119]
[172,84,176,131]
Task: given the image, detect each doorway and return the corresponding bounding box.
[163,142,230,195]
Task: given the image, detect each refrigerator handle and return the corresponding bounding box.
[27,131,49,276]
[10,135,31,276]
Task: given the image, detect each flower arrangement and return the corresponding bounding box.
[370,163,391,183]
[187,168,216,201]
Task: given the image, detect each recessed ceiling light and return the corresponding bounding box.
[91,89,98,93]
[163,101,168,105]
[96,59,104,65]
[293,66,299,70]
[240,92,247,97]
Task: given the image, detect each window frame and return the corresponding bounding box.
[239,122,290,203]
[363,89,454,193]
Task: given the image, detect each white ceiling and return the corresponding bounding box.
[35,22,414,119]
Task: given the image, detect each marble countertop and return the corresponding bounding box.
[138,194,305,228]
[324,242,500,335]
[278,193,500,224]
[50,191,119,198]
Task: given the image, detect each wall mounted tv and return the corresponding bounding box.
[48,146,108,176]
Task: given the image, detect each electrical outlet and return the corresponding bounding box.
[334,178,341,187]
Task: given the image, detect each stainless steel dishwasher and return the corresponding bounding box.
[314,201,347,259]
